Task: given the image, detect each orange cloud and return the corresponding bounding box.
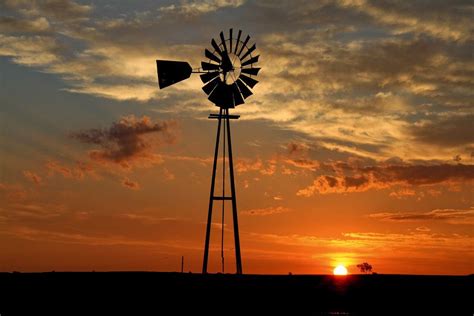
[241,206,290,216]
[369,208,474,225]
[4,202,65,219]
[0,182,27,201]
[389,188,417,199]
[46,160,93,180]
[235,158,276,175]
[298,163,474,196]
[121,178,140,190]
[284,158,320,171]
[287,142,309,155]
[22,170,43,185]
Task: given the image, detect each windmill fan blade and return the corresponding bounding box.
[239,74,259,88]
[156,60,192,89]
[241,55,259,67]
[236,79,253,99]
[205,49,220,63]
[240,44,256,61]
[220,31,228,53]
[241,67,261,76]
[200,72,219,84]
[234,30,242,54]
[237,35,250,56]
[202,77,220,95]
[211,38,223,57]
[201,61,220,71]
[229,28,233,53]
[231,83,245,106]
[209,81,234,108]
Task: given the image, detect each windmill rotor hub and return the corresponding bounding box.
[221,52,241,85]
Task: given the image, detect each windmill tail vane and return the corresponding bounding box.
[156,29,260,275]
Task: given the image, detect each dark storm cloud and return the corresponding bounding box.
[70,115,176,166]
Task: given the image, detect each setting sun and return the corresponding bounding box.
[333,265,348,275]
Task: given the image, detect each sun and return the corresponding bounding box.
[333,264,348,276]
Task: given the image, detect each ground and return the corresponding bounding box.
[1,272,472,315]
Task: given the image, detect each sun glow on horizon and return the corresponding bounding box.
[333,264,348,275]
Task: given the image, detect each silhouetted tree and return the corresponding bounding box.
[357,262,373,274]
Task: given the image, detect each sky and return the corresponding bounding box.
[0,0,473,275]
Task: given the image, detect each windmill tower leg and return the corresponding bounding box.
[202,108,222,274]
[225,109,243,274]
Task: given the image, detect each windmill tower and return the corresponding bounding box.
[156,29,260,275]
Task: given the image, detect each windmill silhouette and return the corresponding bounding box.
[156,29,260,274]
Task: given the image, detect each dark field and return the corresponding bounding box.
[1,272,472,315]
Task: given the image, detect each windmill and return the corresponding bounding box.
[156,29,260,274]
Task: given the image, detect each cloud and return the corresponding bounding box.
[3,0,92,21]
[0,16,50,32]
[2,219,201,250]
[337,0,472,42]
[70,115,176,168]
[46,160,94,180]
[389,188,416,199]
[0,202,66,219]
[254,28,473,160]
[121,178,140,190]
[287,142,309,155]
[119,213,187,223]
[161,154,213,165]
[0,182,27,201]
[22,170,43,185]
[4,226,160,247]
[250,230,474,252]
[163,168,175,180]
[36,0,92,21]
[284,158,320,171]
[247,229,474,274]
[415,226,431,232]
[241,206,290,216]
[339,231,473,250]
[410,114,474,148]
[0,34,61,66]
[0,0,472,164]
[235,158,277,175]
[159,0,245,15]
[369,208,474,225]
[297,162,474,196]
